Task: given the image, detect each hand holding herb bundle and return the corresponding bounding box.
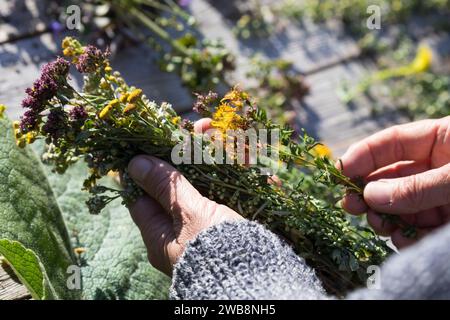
[16,37,391,295]
[127,153,244,276]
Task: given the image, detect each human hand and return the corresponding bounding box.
[127,119,243,276]
[339,117,450,248]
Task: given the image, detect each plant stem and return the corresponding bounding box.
[128,7,190,56]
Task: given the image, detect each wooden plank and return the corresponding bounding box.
[0,0,50,44]
[0,33,59,120]
[0,261,31,300]
[189,0,251,82]
[193,0,361,74]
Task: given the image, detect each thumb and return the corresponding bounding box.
[128,155,205,219]
[364,164,450,214]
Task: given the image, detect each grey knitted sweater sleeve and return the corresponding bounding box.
[170,220,450,300]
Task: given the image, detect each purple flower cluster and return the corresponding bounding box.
[181,118,194,131]
[178,0,192,7]
[42,108,68,142]
[76,45,107,73]
[193,91,217,116]
[20,57,70,132]
[69,106,88,122]
[20,110,39,131]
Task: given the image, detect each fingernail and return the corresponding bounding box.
[128,156,152,184]
[335,159,343,170]
[364,181,392,207]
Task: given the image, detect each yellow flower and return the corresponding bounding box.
[25,132,37,144]
[100,79,110,89]
[63,47,74,57]
[0,104,6,118]
[123,103,136,113]
[376,45,433,80]
[99,105,112,119]
[11,120,31,148]
[74,247,86,255]
[119,93,129,103]
[62,37,72,49]
[61,37,84,57]
[99,99,119,119]
[12,121,20,130]
[12,124,26,147]
[16,137,26,148]
[222,89,240,102]
[312,143,332,158]
[410,45,433,74]
[221,87,247,109]
[105,66,113,73]
[127,89,143,103]
[211,103,244,133]
[171,116,181,125]
[109,99,120,107]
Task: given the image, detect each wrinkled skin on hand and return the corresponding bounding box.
[339,116,450,248]
[127,119,242,275]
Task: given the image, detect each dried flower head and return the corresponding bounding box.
[181,118,194,131]
[19,109,40,132]
[20,57,70,132]
[193,91,218,116]
[76,45,109,74]
[211,103,245,133]
[42,108,68,143]
[69,106,88,122]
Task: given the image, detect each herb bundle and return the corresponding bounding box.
[16,37,391,295]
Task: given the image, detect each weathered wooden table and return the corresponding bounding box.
[0,0,407,299]
[0,262,31,300]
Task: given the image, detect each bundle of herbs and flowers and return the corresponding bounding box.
[15,37,391,295]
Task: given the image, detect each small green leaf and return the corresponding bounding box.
[0,239,52,299]
[0,240,45,298]
[349,255,360,272]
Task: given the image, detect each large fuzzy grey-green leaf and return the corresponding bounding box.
[43,159,170,300]
[0,117,79,300]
